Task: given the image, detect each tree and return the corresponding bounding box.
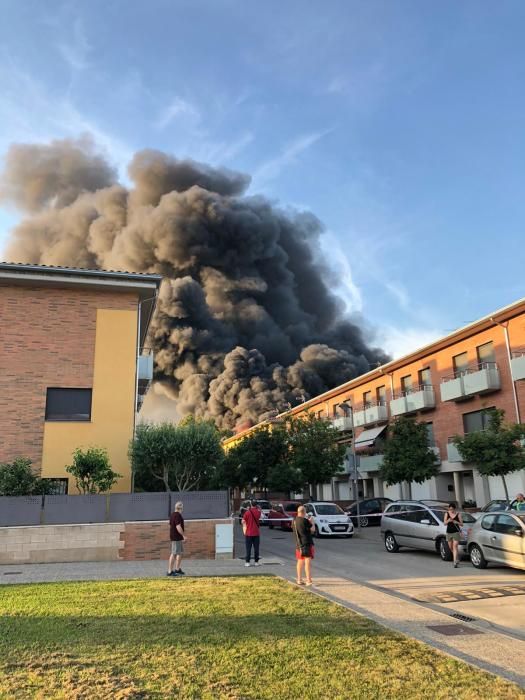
[284,413,346,495]
[380,416,440,497]
[130,417,223,492]
[452,408,525,502]
[0,457,51,496]
[66,447,121,494]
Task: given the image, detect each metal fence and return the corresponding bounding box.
[0,490,229,527]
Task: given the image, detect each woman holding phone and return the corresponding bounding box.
[444,502,463,568]
[293,505,315,586]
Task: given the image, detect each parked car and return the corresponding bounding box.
[468,511,525,570]
[345,497,392,527]
[268,501,302,530]
[472,499,522,518]
[304,501,354,537]
[381,500,477,561]
[239,499,272,525]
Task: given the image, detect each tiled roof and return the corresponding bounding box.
[0,261,162,282]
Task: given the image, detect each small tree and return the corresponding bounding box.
[130,417,223,492]
[66,447,121,494]
[0,457,51,496]
[452,408,525,502]
[285,413,346,496]
[380,416,440,498]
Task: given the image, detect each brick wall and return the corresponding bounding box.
[119,519,218,560]
[0,519,232,564]
[0,284,137,469]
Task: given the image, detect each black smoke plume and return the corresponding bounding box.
[1,137,389,429]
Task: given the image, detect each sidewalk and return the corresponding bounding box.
[1,558,523,689]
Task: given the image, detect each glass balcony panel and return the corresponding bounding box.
[511,353,525,381]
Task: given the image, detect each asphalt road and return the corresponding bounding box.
[235,522,525,638]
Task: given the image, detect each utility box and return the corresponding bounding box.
[215,522,234,560]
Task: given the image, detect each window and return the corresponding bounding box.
[332,403,339,416]
[477,341,495,365]
[401,375,413,394]
[453,352,469,377]
[363,391,372,408]
[425,422,435,447]
[418,367,432,387]
[494,514,520,535]
[481,514,497,531]
[462,408,494,434]
[45,388,92,421]
[376,385,386,405]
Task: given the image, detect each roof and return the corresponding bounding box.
[0,261,163,347]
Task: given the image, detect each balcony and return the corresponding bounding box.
[359,454,384,473]
[138,354,154,381]
[353,402,389,428]
[446,438,463,463]
[440,362,500,402]
[332,416,354,432]
[390,385,436,417]
[511,349,525,381]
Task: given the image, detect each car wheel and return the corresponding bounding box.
[438,538,453,561]
[384,532,399,553]
[359,516,369,528]
[470,544,488,569]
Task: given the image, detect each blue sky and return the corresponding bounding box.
[0,0,524,358]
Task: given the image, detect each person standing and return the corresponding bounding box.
[167,501,186,577]
[444,502,463,569]
[293,505,315,586]
[242,499,261,567]
[514,493,525,511]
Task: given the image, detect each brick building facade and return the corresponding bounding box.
[224,297,525,507]
[0,263,162,492]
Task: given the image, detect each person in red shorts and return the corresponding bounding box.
[293,505,315,586]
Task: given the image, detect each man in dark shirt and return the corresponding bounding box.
[167,501,186,576]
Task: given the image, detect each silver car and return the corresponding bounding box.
[468,511,525,571]
[381,500,476,561]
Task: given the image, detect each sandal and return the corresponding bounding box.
[305,581,313,586]
[296,580,305,585]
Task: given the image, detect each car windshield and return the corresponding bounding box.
[284,503,299,512]
[431,510,445,522]
[257,501,271,509]
[315,504,344,515]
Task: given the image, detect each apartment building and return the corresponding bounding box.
[0,262,162,493]
[224,297,525,507]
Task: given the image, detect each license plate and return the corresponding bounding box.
[332,525,346,531]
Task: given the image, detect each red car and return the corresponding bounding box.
[268,501,302,531]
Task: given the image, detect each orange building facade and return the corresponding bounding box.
[224,297,525,507]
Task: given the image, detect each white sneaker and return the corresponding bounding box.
[244,562,251,567]
[254,562,261,567]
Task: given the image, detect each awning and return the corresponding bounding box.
[355,424,388,450]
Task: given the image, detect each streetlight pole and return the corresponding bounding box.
[339,401,360,533]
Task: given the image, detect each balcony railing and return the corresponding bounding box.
[511,348,525,382]
[446,437,463,463]
[440,362,500,401]
[390,385,435,417]
[332,416,354,432]
[353,401,389,427]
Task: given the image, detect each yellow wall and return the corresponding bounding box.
[41,308,137,493]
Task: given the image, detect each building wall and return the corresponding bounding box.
[0,284,137,492]
[0,519,232,564]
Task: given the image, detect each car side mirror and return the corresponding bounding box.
[420,519,431,525]
[514,529,523,537]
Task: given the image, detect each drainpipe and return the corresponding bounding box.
[490,317,520,423]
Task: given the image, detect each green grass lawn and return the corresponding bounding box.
[0,576,523,700]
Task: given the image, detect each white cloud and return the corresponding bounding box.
[320,231,362,313]
[57,17,92,72]
[155,97,200,130]
[376,325,444,360]
[252,129,331,185]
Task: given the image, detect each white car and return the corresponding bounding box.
[304,501,354,537]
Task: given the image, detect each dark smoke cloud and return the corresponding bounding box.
[1,137,389,429]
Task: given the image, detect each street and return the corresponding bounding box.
[235,523,525,638]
